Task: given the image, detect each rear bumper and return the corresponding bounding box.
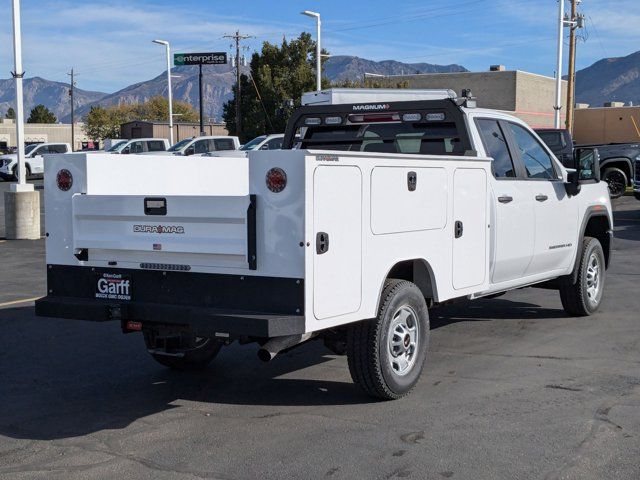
[36,264,305,338]
[35,296,304,337]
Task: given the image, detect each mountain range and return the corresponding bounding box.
[0,52,638,124]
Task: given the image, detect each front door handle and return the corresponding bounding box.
[498,195,513,204]
[316,232,329,254]
[535,194,548,202]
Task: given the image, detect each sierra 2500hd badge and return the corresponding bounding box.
[95,273,132,301]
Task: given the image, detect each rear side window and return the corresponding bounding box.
[146,141,166,151]
[214,139,235,151]
[476,119,516,178]
[507,123,556,180]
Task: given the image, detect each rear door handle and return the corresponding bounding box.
[535,194,548,202]
[498,196,513,204]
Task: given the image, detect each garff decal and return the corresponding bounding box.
[133,224,185,234]
[96,273,131,301]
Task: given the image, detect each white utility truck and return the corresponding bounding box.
[0,142,70,180]
[36,89,612,400]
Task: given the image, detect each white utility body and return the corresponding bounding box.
[37,89,613,399]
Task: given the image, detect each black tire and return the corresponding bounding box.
[559,237,605,316]
[347,279,429,400]
[143,331,223,370]
[12,165,30,181]
[602,167,627,199]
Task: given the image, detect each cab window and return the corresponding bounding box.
[265,137,283,150]
[193,139,212,154]
[214,139,235,151]
[475,119,516,178]
[506,123,556,180]
[129,141,144,154]
[146,141,166,152]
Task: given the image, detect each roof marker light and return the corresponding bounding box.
[402,113,422,122]
[425,113,446,121]
[325,116,342,125]
[305,117,322,126]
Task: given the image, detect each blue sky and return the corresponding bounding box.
[0,0,638,93]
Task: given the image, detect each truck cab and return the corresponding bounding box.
[35,89,612,400]
[159,136,240,156]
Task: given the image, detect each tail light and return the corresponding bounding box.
[266,167,287,193]
[56,169,73,191]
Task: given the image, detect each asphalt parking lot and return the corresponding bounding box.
[1,180,639,480]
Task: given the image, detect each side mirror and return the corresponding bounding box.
[121,147,130,155]
[574,147,600,182]
[260,144,269,150]
[565,170,581,196]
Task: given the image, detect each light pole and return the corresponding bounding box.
[152,39,174,145]
[11,0,27,190]
[301,10,321,91]
[553,0,565,129]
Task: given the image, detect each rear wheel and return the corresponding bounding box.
[347,279,429,400]
[143,330,223,370]
[602,167,627,199]
[12,165,30,181]
[559,237,605,316]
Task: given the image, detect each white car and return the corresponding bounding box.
[105,138,170,154]
[240,134,285,151]
[156,136,240,156]
[36,88,612,400]
[0,142,70,180]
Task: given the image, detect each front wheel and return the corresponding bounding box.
[602,167,627,199]
[143,331,223,370]
[347,279,429,400]
[559,237,605,316]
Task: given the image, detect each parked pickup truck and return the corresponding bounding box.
[157,136,240,156]
[535,128,640,199]
[0,142,70,180]
[35,88,612,400]
[105,138,170,154]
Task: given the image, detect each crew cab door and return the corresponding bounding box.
[475,118,535,284]
[505,122,577,274]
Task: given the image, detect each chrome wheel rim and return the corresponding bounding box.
[585,252,601,304]
[387,305,419,376]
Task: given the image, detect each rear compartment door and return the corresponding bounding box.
[452,168,487,290]
[313,166,362,320]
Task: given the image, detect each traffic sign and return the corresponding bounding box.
[173,52,227,66]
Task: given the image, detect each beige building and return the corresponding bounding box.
[120,121,228,142]
[368,69,568,128]
[573,105,640,144]
[0,118,90,150]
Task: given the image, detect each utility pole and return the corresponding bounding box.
[553,0,565,129]
[67,68,75,151]
[565,0,583,133]
[223,31,252,137]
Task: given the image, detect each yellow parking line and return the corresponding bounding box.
[0,296,41,308]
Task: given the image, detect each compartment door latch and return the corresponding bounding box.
[454,221,464,239]
[316,232,330,254]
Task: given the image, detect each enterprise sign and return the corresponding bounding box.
[174,52,228,66]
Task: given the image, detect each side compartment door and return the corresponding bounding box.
[452,168,487,290]
[313,166,362,320]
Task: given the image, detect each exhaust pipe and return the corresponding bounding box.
[257,333,316,362]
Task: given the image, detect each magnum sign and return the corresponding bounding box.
[174,52,227,66]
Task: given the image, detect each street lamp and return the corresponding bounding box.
[11,0,27,190]
[152,39,174,145]
[301,10,321,92]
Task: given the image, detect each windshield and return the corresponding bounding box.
[240,136,267,151]
[106,140,128,152]
[168,138,193,152]
[24,144,39,155]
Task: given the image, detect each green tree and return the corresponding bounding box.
[5,107,15,119]
[83,97,199,141]
[223,32,330,142]
[27,104,57,123]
